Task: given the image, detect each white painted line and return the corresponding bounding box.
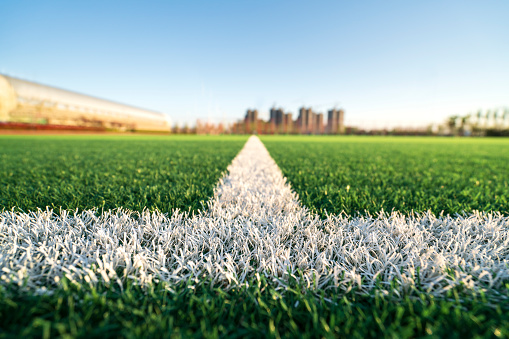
[1,136,508,297]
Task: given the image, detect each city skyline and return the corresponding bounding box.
[1,1,508,129]
[231,106,344,135]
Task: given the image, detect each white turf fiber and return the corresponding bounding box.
[1,136,508,297]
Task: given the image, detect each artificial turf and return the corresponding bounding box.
[1,134,508,338]
[0,135,247,214]
[262,136,509,217]
[0,279,507,338]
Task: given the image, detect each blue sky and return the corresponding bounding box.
[1,0,508,128]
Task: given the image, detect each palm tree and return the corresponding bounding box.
[476,110,483,134]
[493,109,499,128]
[458,115,469,136]
[464,114,471,126]
[447,116,458,135]
[485,110,492,129]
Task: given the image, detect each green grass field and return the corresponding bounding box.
[1,278,507,338]
[1,135,508,338]
[0,135,247,214]
[263,136,509,217]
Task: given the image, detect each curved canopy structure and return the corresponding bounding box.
[0,74,171,131]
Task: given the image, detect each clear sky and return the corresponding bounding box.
[1,0,508,128]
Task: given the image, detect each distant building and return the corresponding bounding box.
[298,107,307,133]
[0,74,171,131]
[245,109,259,133]
[235,106,344,135]
[245,109,258,124]
[284,113,293,134]
[315,113,324,134]
[269,107,286,133]
[298,107,317,134]
[306,108,315,134]
[269,107,284,125]
[327,108,345,134]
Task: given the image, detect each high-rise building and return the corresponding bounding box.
[245,109,259,133]
[327,109,336,134]
[270,107,285,133]
[298,107,307,133]
[315,113,324,134]
[327,108,345,134]
[244,109,258,124]
[338,109,344,133]
[307,108,315,134]
[269,107,277,123]
[240,106,343,135]
[298,107,316,134]
[284,113,293,133]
